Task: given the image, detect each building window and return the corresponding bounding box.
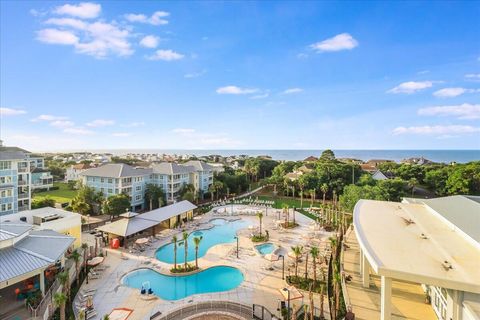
[136,186,141,191]
[108,189,113,193]
[108,178,113,183]
[101,178,104,183]
[0,176,12,184]
[135,195,141,201]
[0,161,12,170]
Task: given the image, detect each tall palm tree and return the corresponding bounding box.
[320,183,328,206]
[257,212,264,236]
[172,235,178,270]
[309,284,314,320]
[291,245,303,278]
[319,284,325,320]
[298,177,306,208]
[78,309,85,320]
[408,178,418,196]
[53,292,67,320]
[57,271,70,301]
[70,250,81,287]
[182,231,189,270]
[283,204,289,226]
[310,247,319,288]
[193,236,203,269]
[304,250,309,280]
[333,271,341,319]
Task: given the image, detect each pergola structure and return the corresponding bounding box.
[353,199,480,320]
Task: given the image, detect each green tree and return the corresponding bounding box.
[172,235,178,270]
[73,184,104,215]
[193,236,203,269]
[71,200,90,215]
[102,194,131,218]
[182,231,189,270]
[70,250,81,287]
[291,245,303,277]
[53,292,67,320]
[310,247,319,289]
[408,178,419,196]
[257,212,264,236]
[31,197,55,209]
[144,183,165,210]
[319,150,336,162]
[320,183,328,206]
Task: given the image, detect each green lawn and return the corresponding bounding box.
[33,182,77,204]
[254,194,322,220]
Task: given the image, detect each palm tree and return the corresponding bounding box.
[291,245,303,278]
[257,212,264,236]
[310,247,319,288]
[304,250,309,280]
[53,292,67,320]
[172,235,178,270]
[319,284,325,320]
[182,231,189,270]
[193,236,203,269]
[333,271,341,318]
[310,188,315,207]
[57,271,70,300]
[72,199,90,215]
[408,178,418,196]
[78,309,86,320]
[320,183,328,206]
[81,242,89,278]
[103,315,110,320]
[308,284,314,320]
[70,250,81,287]
[298,177,306,208]
[283,204,289,227]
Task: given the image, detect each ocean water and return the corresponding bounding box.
[95,149,480,163]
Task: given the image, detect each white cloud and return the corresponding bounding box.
[216,86,259,95]
[31,114,68,122]
[36,28,79,45]
[63,127,95,135]
[86,119,115,127]
[387,81,433,94]
[433,87,469,98]
[418,103,480,120]
[465,73,480,79]
[111,132,131,137]
[147,49,184,61]
[393,125,480,135]
[1,107,27,116]
[250,93,269,99]
[54,2,101,19]
[124,11,169,25]
[184,70,206,78]
[45,17,87,29]
[122,121,145,127]
[139,35,160,48]
[310,33,358,52]
[50,120,75,128]
[282,88,304,95]
[172,128,195,134]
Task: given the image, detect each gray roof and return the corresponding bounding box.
[0,146,30,160]
[79,163,152,178]
[140,200,197,222]
[184,160,213,172]
[96,216,158,237]
[0,222,33,241]
[0,229,74,282]
[404,195,480,243]
[151,162,195,175]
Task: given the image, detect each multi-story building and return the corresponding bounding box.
[0,141,51,216]
[64,163,94,182]
[80,161,214,211]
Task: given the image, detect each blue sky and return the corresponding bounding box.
[1,1,479,151]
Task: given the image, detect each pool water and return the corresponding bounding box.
[122,266,244,300]
[156,218,248,264]
[255,243,275,255]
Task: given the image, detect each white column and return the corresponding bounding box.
[61,256,66,268]
[452,290,464,320]
[362,253,370,288]
[359,248,363,274]
[380,276,392,320]
[39,271,45,294]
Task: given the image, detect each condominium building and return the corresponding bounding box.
[79,161,214,211]
[352,195,480,320]
[0,141,51,216]
[64,163,95,182]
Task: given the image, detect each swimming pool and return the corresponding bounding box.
[156,218,248,264]
[255,243,275,255]
[122,266,244,300]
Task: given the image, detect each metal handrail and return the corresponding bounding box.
[153,300,253,320]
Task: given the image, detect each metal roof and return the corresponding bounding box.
[0,229,74,283]
[139,200,197,222]
[151,162,195,175]
[183,160,213,172]
[0,222,33,241]
[96,217,158,237]
[354,199,480,294]
[0,146,30,160]
[79,163,152,178]
[403,195,480,243]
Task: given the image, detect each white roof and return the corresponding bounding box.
[139,200,197,222]
[403,195,480,244]
[354,199,480,294]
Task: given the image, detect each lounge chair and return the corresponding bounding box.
[86,311,97,320]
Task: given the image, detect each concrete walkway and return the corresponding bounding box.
[342,230,437,320]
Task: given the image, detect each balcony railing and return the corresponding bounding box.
[17,167,28,173]
[18,205,29,211]
[18,192,29,199]
[18,180,28,186]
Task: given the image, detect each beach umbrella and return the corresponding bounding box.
[87,256,104,266]
[135,238,149,245]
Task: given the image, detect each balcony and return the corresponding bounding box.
[18,205,30,211]
[18,180,28,186]
[17,167,28,173]
[18,192,29,199]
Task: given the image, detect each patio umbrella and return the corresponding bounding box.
[135,238,149,245]
[87,256,104,266]
[279,285,303,300]
[108,308,133,320]
[264,253,279,262]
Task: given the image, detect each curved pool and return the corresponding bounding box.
[122,266,244,300]
[156,218,247,264]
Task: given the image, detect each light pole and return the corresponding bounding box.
[234,236,239,258]
[283,287,290,320]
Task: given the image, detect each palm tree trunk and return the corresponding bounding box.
[195,248,198,268]
[304,253,308,280]
[60,304,66,320]
[313,257,317,289]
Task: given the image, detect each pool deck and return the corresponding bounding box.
[78,205,333,320]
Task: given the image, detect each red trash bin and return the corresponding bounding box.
[111,238,120,249]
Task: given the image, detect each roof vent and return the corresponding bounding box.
[442,260,453,271]
[20,217,27,222]
[420,233,428,239]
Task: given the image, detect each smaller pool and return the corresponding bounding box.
[255,243,275,255]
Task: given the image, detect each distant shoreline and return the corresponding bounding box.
[36,149,480,164]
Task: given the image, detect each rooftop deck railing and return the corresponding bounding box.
[152,300,253,320]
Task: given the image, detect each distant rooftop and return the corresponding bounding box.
[79,163,152,178]
[151,162,195,175]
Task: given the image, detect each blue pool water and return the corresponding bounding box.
[255,243,275,255]
[122,266,244,300]
[156,218,248,264]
